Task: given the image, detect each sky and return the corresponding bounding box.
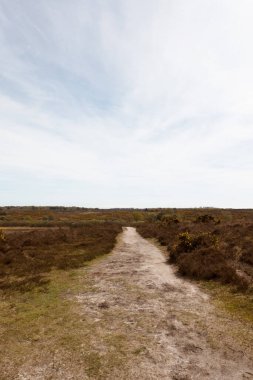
[0,0,253,208]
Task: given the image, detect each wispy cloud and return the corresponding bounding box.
[0,0,253,207]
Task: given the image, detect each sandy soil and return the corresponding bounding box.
[76,227,253,380]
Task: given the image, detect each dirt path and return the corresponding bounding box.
[75,227,252,379]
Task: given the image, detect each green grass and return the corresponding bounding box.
[200,280,253,324]
[0,269,81,345]
[0,265,118,378]
[0,250,139,379]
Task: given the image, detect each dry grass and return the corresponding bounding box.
[0,207,253,378]
[0,266,130,379]
[0,217,123,379]
[200,281,253,324]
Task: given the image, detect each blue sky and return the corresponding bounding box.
[1,0,253,207]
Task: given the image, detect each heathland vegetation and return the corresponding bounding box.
[0,207,252,378]
[0,206,252,294]
[137,209,253,292]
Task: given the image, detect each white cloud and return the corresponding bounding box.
[0,0,253,207]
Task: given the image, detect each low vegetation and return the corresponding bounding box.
[1,206,253,295]
[0,222,121,292]
[0,211,123,378]
[0,207,252,377]
[1,206,253,294]
[137,211,253,292]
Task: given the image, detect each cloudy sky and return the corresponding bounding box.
[1,0,253,207]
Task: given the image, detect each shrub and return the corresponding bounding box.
[194,214,219,224]
[170,232,219,262]
[137,213,253,292]
[176,247,233,280]
[0,223,122,292]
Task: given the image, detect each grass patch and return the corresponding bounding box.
[0,222,124,378]
[200,281,253,324]
[0,263,131,378]
[0,269,82,376]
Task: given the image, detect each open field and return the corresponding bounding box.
[0,207,252,378]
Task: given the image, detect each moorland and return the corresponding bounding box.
[0,206,252,379]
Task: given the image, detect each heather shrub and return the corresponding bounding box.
[170,232,219,262]
[138,218,253,292]
[176,247,234,280]
[195,214,215,223]
[0,223,122,292]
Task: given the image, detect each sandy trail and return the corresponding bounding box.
[76,227,253,379]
